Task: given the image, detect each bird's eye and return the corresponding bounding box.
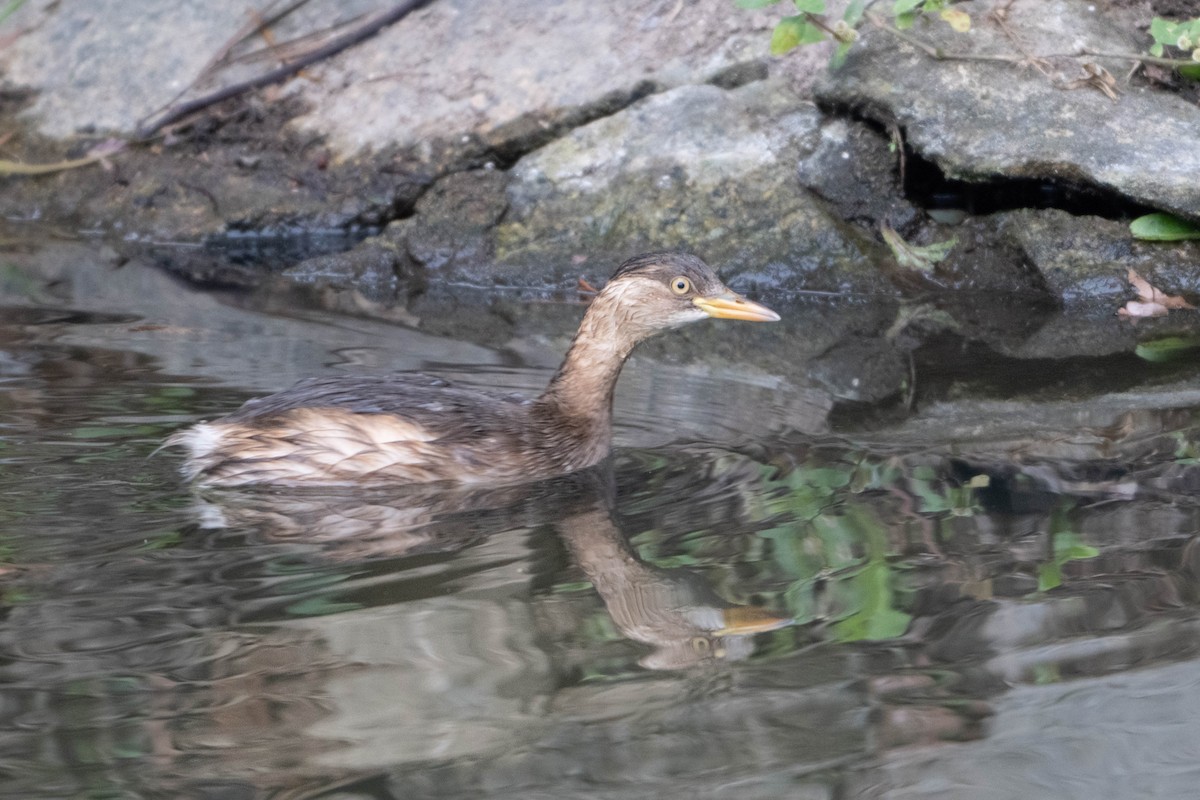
[670,276,692,295]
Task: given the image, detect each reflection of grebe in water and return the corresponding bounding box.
[190,468,791,670]
[167,253,778,488]
[558,502,792,670]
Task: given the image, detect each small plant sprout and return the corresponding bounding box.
[1148,16,1200,78]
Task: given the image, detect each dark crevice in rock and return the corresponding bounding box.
[0,85,36,116]
[706,59,770,91]
[816,104,1159,223]
[482,80,662,170]
[902,150,1159,222]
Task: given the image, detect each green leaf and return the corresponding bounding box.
[831,40,854,69]
[1052,530,1099,561]
[1033,663,1062,685]
[1039,529,1098,591]
[893,0,923,13]
[0,0,25,27]
[1135,336,1200,363]
[1150,42,1164,57]
[793,0,825,12]
[1129,212,1200,241]
[1150,17,1183,46]
[771,16,805,54]
[770,15,823,54]
[831,553,911,642]
[1037,561,1062,591]
[801,20,825,44]
[895,11,917,29]
[736,0,781,8]
[1179,63,1200,80]
[940,7,971,32]
[843,0,866,26]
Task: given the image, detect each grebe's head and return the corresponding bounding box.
[597,252,779,336]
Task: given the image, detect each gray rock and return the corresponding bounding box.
[1,0,266,136]
[402,168,510,276]
[816,0,1200,222]
[797,117,920,230]
[989,209,1200,306]
[489,79,893,293]
[281,239,411,302]
[285,0,812,155]
[0,0,816,154]
[808,337,908,403]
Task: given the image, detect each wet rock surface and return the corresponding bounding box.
[490,80,891,293]
[815,0,1200,222]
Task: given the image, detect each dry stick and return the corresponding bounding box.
[205,0,316,75]
[221,12,370,68]
[136,0,434,140]
[866,11,1200,72]
[138,0,312,131]
[988,6,1050,76]
[864,12,1021,63]
[221,0,320,67]
[0,154,112,176]
[1077,50,1200,69]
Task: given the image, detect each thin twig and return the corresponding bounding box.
[864,11,1022,63]
[802,12,840,40]
[138,0,312,130]
[1077,50,1200,69]
[207,0,314,76]
[221,12,369,68]
[864,10,1195,72]
[988,5,1050,75]
[136,0,434,140]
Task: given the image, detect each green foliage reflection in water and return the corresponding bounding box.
[758,455,916,642]
[628,449,1005,644]
[1135,336,1200,364]
[1172,431,1200,465]
[1037,500,1100,592]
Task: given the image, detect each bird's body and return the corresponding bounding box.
[169,252,779,488]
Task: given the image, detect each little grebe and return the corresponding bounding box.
[169,252,779,487]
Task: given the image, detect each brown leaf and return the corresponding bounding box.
[1117,300,1169,319]
[1085,63,1119,100]
[1127,269,1195,309]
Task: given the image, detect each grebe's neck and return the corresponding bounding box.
[536,293,638,429]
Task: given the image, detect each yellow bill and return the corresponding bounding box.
[714,605,794,637]
[693,292,780,322]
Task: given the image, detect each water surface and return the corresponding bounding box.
[3,237,1200,799]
